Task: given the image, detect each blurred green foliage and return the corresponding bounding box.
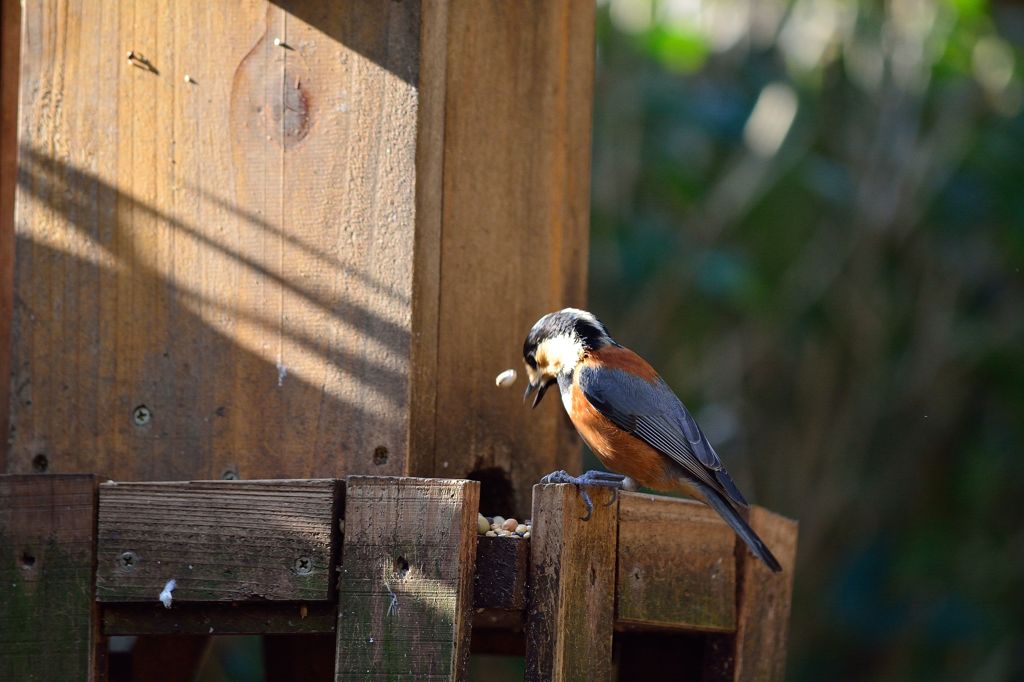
[589,0,1024,679]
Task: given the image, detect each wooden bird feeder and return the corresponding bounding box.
[0,1,797,680]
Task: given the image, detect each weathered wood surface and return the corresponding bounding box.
[7,0,434,481]
[0,0,18,466]
[526,483,616,682]
[617,492,736,632]
[103,602,336,636]
[0,474,103,681]
[95,479,341,602]
[473,535,529,610]
[732,507,798,682]
[335,476,479,681]
[7,0,592,510]
[427,0,595,518]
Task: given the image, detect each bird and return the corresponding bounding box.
[522,307,782,572]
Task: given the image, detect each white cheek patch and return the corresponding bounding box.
[538,335,583,375]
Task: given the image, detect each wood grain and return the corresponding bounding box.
[424,0,596,517]
[103,601,337,636]
[335,476,480,681]
[526,483,616,682]
[0,0,18,468]
[616,492,736,632]
[473,535,529,611]
[0,474,103,681]
[7,0,439,482]
[95,479,341,602]
[732,506,798,682]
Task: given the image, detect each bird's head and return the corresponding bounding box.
[522,308,614,408]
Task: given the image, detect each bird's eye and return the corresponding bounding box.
[525,351,537,369]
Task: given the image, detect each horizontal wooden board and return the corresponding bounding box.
[102,602,336,636]
[95,479,341,602]
[616,492,736,633]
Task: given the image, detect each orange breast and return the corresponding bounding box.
[568,380,676,491]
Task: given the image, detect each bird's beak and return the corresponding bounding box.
[523,377,555,409]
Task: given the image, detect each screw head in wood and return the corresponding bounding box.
[294,556,312,575]
[118,550,139,570]
[132,405,151,426]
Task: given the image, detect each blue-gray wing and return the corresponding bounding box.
[578,365,748,508]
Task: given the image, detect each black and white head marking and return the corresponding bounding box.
[521,309,616,407]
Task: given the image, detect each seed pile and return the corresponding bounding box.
[477,513,530,539]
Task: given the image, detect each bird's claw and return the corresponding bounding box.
[539,470,627,520]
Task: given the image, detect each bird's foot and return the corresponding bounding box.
[539,469,627,520]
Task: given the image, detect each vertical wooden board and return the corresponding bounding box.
[473,535,529,610]
[526,484,616,682]
[732,507,798,682]
[0,0,20,468]
[335,476,479,681]
[425,0,596,517]
[616,493,736,632]
[0,474,102,681]
[7,0,442,481]
[95,479,341,602]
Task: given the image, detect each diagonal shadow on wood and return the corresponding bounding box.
[7,145,410,483]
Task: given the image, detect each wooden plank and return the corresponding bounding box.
[616,492,736,632]
[0,0,19,468]
[424,0,595,517]
[525,483,616,682]
[95,479,341,602]
[0,474,103,681]
[732,507,798,682]
[335,476,479,681]
[103,602,337,636]
[7,0,441,482]
[473,535,529,610]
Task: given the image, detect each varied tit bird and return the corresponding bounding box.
[522,308,782,572]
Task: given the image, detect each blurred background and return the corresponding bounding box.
[588,0,1024,679]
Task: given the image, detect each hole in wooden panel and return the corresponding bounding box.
[394,555,409,579]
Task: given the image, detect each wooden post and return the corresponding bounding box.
[526,483,617,682]
[335,476,479,681]
[0,0,19,467]
[0,474,103,681]
[6,0,593,518]
[731,507,798,682]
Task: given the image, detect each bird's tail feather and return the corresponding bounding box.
[695,482,782,573]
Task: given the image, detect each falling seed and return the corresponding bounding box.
[495,369,517,388]
[183,74,193,84]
